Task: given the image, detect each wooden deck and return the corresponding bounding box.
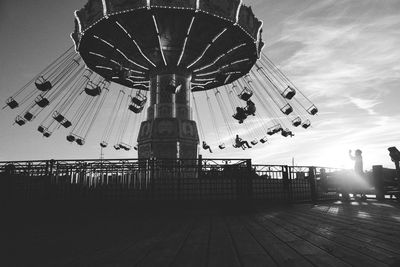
[9,200,400,266]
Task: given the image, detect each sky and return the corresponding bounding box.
[0,0,399,170]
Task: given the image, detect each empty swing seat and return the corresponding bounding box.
[43,130,52,138]
[281,104,293,115]
[35,77,53,91]
[100,141,108,148]
[292,117,302,127]
[6,97,19,109]
[268,125,282,135]
[15,116,26,126]
[219,144,226,150]
[260,137,268,144]
[114,144,121,150]
[76,138,85,146]
[66,135,75,142]
[38,125,45,133]
[53,111,65,123]
[302,120,311,129]
[129,105,144,114]
[131,96,147,107]
[35,96,50,108]
[251,140,258,146]
[282,86,296,100]
[308,105,318,115]
[62,120,72,128]
[134,146,138,151]
[85,82,102,97]
[129,93,147,114]
[24,112,34,121]
[238,87,253,101]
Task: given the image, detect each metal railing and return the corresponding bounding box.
[0,157,345,202]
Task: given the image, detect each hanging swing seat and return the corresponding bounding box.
[100,141,108,148]
[244,100,256,116]
[129,105,144,114]
[219,144,226,150]
[134,146,138,151]
[24,112,34,121]
[281,129,294,137]
[129,92,147,114]
[131,93,147,107]
[66,134,76,142]
[268,125,282,135]
[302,120,311,129]
[76,137,85,146]
[15,116,26,126]
[114,144,121,150]
[238,87,253,101]
[62,120,72,128]
[35,95,50,108]
[43,130,52,138]
[251,140,258,146]
[6,97,19,109]
[84,81,102,97]
[307,105,318,115]
[119,143,131,151]
[35,77,53,91]
[38,125,45,133]
[292,117,302,127]
[280,104,293,115]
[260,137,268,144]
[282,86,296,100]
[52,111,65,123]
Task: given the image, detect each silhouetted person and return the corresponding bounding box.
[234,107,247,123]
[245,100,256,116]
[349,149,363,175]
[202,141,212,153]
[235,134,251,149]
[349,149,366,199]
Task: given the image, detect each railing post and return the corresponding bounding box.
[246,159,253,201]
[373,165,385,200]
[308,167,317,204]
[197,155,203,179]
[282,166,291,202]
[150,158,155,201]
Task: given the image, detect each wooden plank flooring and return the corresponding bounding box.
[9,200,400,267]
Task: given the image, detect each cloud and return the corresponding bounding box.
[348,96,381,115]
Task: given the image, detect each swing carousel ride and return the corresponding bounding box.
[3,0,318,159]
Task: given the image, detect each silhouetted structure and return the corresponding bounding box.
[4,0,320,157]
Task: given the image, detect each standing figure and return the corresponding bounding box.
[235,134,252,149]
[349,149,363,175]
[349,149,366,200]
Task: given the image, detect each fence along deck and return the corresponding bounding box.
[1,158,342,202]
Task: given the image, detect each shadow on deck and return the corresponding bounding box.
[8,200,400,267]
